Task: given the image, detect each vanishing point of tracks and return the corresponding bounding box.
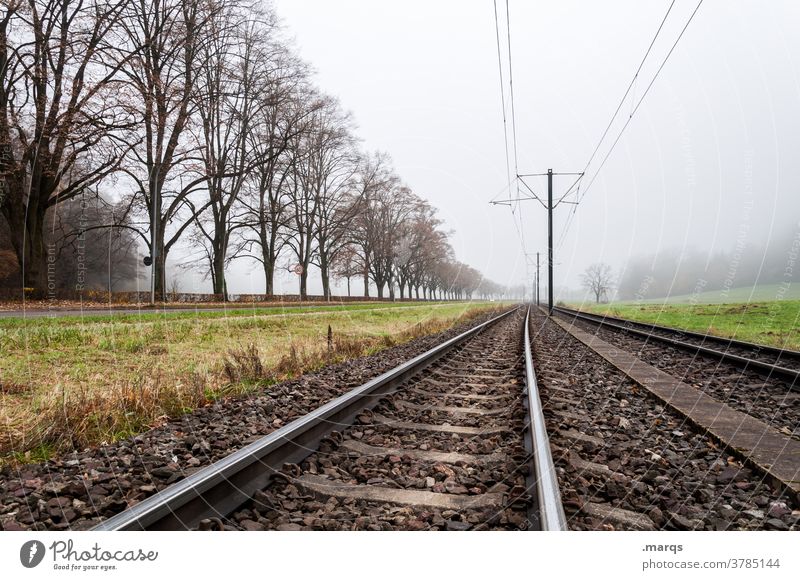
[95,306,566,531]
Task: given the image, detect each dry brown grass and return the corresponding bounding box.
[1,305,503,463]
[3,371,210,461]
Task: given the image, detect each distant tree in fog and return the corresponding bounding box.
[582,263,614,303]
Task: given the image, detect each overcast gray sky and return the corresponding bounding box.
[218,0,800,296]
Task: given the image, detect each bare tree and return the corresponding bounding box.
[582,262,614,303]
[395,199,445,299]
[0,0,499,305]
[286,97,355,299]
[283,123,317,299]
[115,0,221,299]
[330,243,362,297]
[233,50,316,295]
[346,152,396,297]
[310,114,359,300]
[0,0,135,292]
[192,7,282,299]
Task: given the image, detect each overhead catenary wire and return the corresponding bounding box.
[505,0,521,183]
[491,0,529,260]
[579,0,678,180]
[549,0,677,215]
[577,0,705,205]
[492,0,514,205]
[555,0,705,252]
[506,0,531,260]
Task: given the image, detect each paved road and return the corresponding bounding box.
[0,307,246,319]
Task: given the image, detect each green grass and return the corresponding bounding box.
[0,301,458,350]
[613,283,800,305]
[577,300,800,351]
[0,300,505,462]
[0,300,452,324]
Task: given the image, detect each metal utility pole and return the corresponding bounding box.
[490,168,583,316]
[547,169,553,314]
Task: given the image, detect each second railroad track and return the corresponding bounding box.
[553,306,800,389]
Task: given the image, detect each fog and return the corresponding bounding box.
[211,0,798,300]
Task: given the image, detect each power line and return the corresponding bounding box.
[505,0,520,182]
[578,0,705,204]
[579,0,677,179]
[491,0,529,259]
[517,177,548,209]
[555,0,704,251]
[549,0,677,214]
[492,0,513,204]
[552,172,584,208]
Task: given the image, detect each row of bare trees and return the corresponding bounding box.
[0,0,504,301]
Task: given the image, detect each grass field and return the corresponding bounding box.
[577,300,800,351]
[0,301,503,463]
[612,283,800,305]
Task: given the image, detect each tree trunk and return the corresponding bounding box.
[320,253,330,301]
[346,276,351,297]
[321,273,330,301]
[212,238,227,300]
[363,272,370,297]
[5,189,48,294]
[152,221,167,302]
[264,259,275,295]
[300,268,308,300]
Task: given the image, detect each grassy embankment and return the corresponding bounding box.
[610,283,800,305]
[0,301,505,464]
[578,298,800,351]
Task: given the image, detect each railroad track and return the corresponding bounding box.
[94,306,566,531]
[531,309,800,530]
[553,306,800,389]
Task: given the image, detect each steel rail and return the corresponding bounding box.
[94,307,518,531]
[523,306,568,531]
[553,306,800,389]
[556,306,800,363]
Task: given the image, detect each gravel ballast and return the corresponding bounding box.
[531,311,799,531]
